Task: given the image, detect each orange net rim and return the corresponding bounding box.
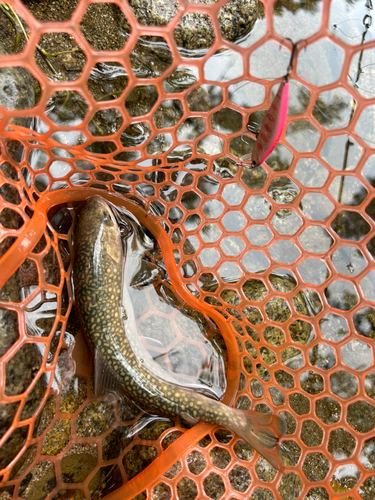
[0,186,239,494]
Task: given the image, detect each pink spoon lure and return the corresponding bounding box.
[241,41,298,169]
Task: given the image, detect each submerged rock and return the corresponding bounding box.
[0,40,35,123]
[129,0,259,47]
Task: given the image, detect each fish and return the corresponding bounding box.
[73,196,286,470]
[241,41,298,168]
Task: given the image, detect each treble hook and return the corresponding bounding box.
[363,14,372,29]
[240,134,252,146]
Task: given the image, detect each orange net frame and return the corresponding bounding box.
[1,0,375,499]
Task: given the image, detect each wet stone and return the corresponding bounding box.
[162,431,183,449]
[87,61,128,102]
[360,437,375,470]
[19,461,56,500]
[89,464,122,499]
[59,375,87,414]
[80,3,130,51]
[76,401,115,437]
[34,395,56,438]
[242,279,268,301]
[305,487,329,500]
[187,450,206,475]
[365,372,375,400]
[309,344,336,371]
[20,377,47,422]
[289,320,314,344]
[131,36,172,79]
[233,441,254,461]
[0,426,29,471]
[255,457,277,482]
[260,347,276,366]
[0,401,19,440]
[275,370,295,389]
[245,325,260,342]
[177,477,198,500]
[203,472,225,500]
[220,289,240,306]
[269,271,297,293]
[243,306,262,325]
[102,426,132,461]
[61,443,98,483]
[353,307,375,339]
[214,429,233,444]
[229,465,251,492]
[330,370,358,399]
[123,445,158,480]
[239,372,246,391]
[41,419,70,456]
[0,40,35,117]
[210,447,231,470]
[243,356,252,374]
[281,347,303,370]
[269,386,285,406]
[359,476,375,500]
[138,419,173,440]
[265,298,291,322]
[236,395,251,410]
[280,411,297,435]
[263,326,285,346]
[250,488,275,500]
[281,440,301,467]
[289,393,310,415]
[154,99,183,128]
[301,420,323,447]
[245,340,258,358]
[302,453,330,482]
[278,472,303,500]
[0,485,15,500]
[330,463,361,493]
[10,444,37,482]
[5,343,42,396]
[152,482,171,500]
[300,371,324,395]
[347,401,375,433]
[328,428,356,459]
[293,289,322,317]
[316,397,341,425]
[131,493,147,500]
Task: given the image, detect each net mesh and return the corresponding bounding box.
[0,0,375,499]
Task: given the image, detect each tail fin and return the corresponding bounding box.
[230,410,286,471]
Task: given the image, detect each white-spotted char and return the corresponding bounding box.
[73,196,286,470]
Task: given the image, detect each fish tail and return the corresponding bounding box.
[229,409,286,471]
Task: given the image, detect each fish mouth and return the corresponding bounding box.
[86,195,110,210]
[82,195,123,263]
[85,195,118,224]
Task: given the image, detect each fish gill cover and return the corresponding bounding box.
[0,0,375,499]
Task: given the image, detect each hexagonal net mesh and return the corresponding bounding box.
[0,0,375,499]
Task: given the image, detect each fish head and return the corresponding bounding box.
[78,195,123,264]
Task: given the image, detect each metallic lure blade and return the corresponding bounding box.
[251,78,289,167]
[241,41,298,169]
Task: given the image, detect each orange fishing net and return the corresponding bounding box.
[1,0,375,499]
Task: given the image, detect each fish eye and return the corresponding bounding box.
[102,212,112,225]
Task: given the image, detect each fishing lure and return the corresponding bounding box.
[241,41,298,168]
